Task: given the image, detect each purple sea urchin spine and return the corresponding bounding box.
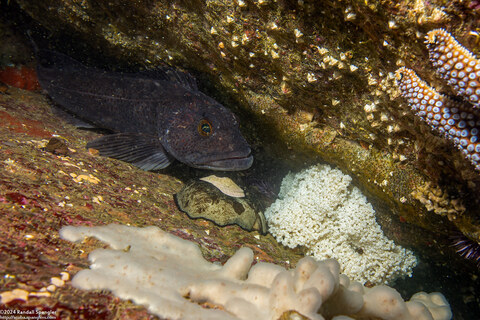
[395,67,480,170]
[426,28,480,107]
[451,233,480,267]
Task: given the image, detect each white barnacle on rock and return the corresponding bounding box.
[264,164,418,285]
[316,46,329,55]
[267,21,278,30]
[307,72,317,83]
[364,102,377,113]
[241,33,249,44]
[294,28,303,38]
[324,55,339,66]
[344,6,356,21]
[388,20,398,29]
[368,74,378,86]
[380,112,389,122]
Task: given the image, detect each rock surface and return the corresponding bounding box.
[1,0,480,318]
[11,0,480,249]
[0,87,303,318]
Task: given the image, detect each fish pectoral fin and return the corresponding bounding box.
[86,133,173,170]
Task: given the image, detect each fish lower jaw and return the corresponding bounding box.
[191,155,253,171]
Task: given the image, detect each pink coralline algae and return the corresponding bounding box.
[396,29,480,170]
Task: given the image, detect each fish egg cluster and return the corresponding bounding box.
[426,29,480,107]
[396,67,480,170]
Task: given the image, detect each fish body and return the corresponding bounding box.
[36,50,253,171]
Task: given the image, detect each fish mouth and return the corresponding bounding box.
[193,154,253,171]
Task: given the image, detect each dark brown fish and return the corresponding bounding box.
[35,49,253,171]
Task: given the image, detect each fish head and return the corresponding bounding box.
[160,97,253,171]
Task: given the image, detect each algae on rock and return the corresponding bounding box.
[12,0,480,259]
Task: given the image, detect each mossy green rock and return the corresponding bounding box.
[176,180,267,234]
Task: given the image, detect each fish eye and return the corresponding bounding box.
[198,119,213,136]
